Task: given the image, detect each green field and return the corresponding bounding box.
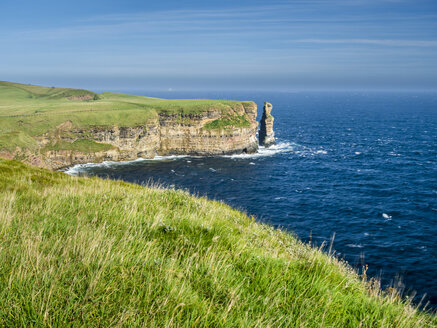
[0,158,435,327]
[0,81,254,153]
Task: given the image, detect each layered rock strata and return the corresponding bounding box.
[18,103,259,170]
[258,102,275,147]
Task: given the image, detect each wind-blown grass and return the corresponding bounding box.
[0,158,435,327]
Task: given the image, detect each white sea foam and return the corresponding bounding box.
[64,141,327,176]
[222,141,328,159]
[151,154,194,160]
[63,157,148,176]
[63,154,196,176]
[346,244,364,248]
[222,141,296,159]
[293,145,328,157]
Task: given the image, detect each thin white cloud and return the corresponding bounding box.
[295,38,437,47]
[2,1,436,43]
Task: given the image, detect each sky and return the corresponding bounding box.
[1,0,437,91]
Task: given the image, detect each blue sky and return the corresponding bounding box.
[1,0,437,91]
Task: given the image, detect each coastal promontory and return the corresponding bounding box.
[0,81,259,169]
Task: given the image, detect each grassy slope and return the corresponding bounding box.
[0,81,253,153]
[0,159,435,327]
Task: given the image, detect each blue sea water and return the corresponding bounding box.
[67,91,437,309]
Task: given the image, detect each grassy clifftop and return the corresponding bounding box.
[0,81,254,153]
[0,158,435,327]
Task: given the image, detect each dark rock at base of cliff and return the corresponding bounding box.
[259,102,275,147]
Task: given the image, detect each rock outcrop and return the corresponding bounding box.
[258,102,275,147]
[14,102,259,170]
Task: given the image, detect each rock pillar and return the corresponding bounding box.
[258,102,275,147]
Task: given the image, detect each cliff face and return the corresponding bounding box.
[158,102,258,156]
[259,102,275,147]
[23,102,259,170]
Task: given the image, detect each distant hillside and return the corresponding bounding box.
[0,81,100,100]
[0,158,435,327]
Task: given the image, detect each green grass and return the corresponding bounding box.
[0,131,39,153]
[0,81,254,153]
[42,139,115,153]
[0,158,435,327]
[0,81,99,101]
[204,114,251,130]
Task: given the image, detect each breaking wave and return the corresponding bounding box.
[64,141,328,176]
[222,142,296,159]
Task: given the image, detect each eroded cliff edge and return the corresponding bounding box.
[39,104,258,170]
[0,82,260,170]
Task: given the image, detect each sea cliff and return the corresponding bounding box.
[0,81,258,169]
[35,104,258,170]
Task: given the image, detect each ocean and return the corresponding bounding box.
[66,91,437,309]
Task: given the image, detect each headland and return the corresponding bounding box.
[0,81,272,170]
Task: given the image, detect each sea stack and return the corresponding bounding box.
[259,102,275,147]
